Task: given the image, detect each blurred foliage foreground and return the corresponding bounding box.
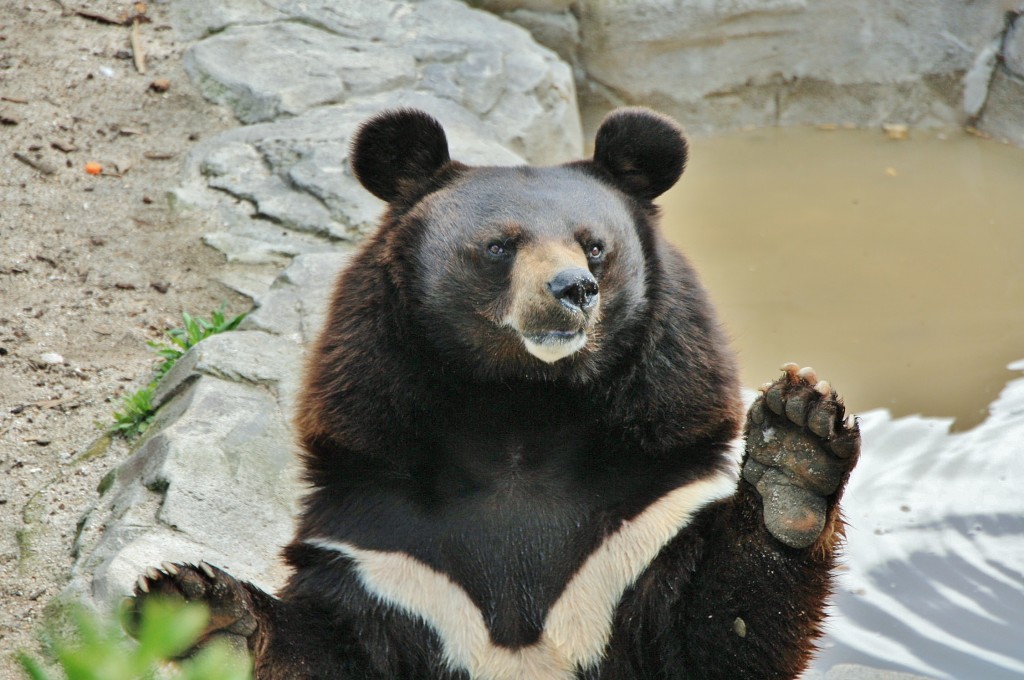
[18,597,252,680]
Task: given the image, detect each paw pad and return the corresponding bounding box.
[744,363,860,549]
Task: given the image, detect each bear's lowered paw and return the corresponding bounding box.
[743,363,860,550]
[125,562,259,655]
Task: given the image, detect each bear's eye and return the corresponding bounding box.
[586,243,605,260]
[485,241,513,259]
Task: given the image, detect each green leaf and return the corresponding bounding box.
[52,609,136,680]
[16,653,52,680]
[112,305,247,440]
[136,598,209,662]
[18,598,254,680]
[110,384,156,439]
[58,646,133,680]
[223,312,247,332]
[70,606,104,648]
[183,312,204,346]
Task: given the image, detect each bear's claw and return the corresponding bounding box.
[126,562,259,649]
[743,364,860,550]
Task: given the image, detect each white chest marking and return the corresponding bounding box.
[306,469,737,680]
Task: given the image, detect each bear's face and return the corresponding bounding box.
[350,108,687,381]
[410,167,647,370]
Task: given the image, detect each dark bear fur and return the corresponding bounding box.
[131,108,860,679]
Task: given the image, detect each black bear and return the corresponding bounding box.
[131,108,860,679]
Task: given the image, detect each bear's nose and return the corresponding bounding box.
[548,268,599,311]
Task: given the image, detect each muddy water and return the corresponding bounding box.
[657,127,1024,430]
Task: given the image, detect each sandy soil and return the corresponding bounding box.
[0,1,247,672]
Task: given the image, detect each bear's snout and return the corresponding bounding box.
[548,268,599,312]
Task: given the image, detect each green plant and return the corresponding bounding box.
[150,309,247,380]
[108,307,247,440]
[109,386,155,439]
[18,598,252,680]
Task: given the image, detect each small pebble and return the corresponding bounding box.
[39,352,64,365]
[882,123,909,140]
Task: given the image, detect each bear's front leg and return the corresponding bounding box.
[665,364,861,679]
[743,362,861,553]
[127,563,364,679]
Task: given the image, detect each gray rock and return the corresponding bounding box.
[147,378,298,557]
[200,204,338,261]
[184,92,527,245]
[982,10,1024,144]
[64,243,351,617]
[180,0,581,165]
[267,252,351,334]
[151,331,302,409]
[501,9,581,73]
[216,264,282,303]
[203,233,305,265]
[1005,13,1024,79]
[69,376,302,611]
[63,224,353,614]
[777,77,961,129]
[577,0,1009,135]
[38,352,64,365]
[977,66,1024,145]
[243,251,352,344]
[169,0,585,279]
[340,0,583,165]
[199,139,344,241]
[963,41,1000,119]
[184,22,417,125]
[467,0,575,11]
[170,0,289,42]
[466,1,583,79]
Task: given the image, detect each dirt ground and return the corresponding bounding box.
[0,1,249,672]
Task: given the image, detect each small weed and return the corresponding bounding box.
[150,309,247,380]
[108,307,247,440]
[109,386,155,440]
[18,598,252,680]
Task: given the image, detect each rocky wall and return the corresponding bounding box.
[475,0,1024,144]
[976,10,1024,145]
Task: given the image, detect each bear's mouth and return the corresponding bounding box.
[521,330,587,364]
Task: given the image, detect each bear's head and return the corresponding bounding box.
[349,108,688,382]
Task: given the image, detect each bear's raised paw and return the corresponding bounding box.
[125,562,259,655]
[743,363,860,551]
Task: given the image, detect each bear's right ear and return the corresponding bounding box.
[592,107,688,202]
[350,109,452,203]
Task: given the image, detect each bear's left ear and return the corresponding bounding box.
[350,109,452,203]
[592,108,688,202]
